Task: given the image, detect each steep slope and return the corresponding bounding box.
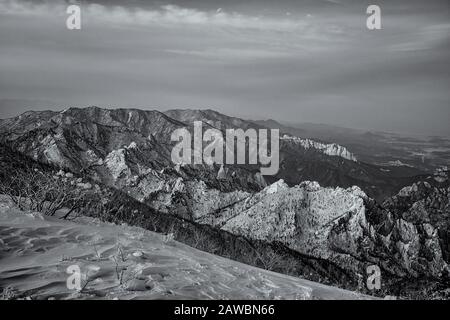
[0,107,266,215]
[0,196,370,300]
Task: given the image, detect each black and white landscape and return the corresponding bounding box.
[0,0,449,301]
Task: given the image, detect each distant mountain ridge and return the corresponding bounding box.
[280,135,357,161]
[0,106,433,202]
[254,119,450,174]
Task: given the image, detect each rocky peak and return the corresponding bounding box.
[217,165,227,180]
[263,179,289,194]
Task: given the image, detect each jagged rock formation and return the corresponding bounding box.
[434,166,448,183]
[281,135,357,161]
[377,181,450,278]
[193,178,449,296]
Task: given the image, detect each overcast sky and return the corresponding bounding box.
[0,0,449,136]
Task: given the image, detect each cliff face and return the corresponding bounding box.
[189,179,449,284]
[377,181,450,278]
[281,135,357,161]
[146,173,450,295]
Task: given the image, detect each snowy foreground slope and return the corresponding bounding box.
[0,197,371,300]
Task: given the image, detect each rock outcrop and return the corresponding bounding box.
[281,135,357,162]
[199,179,450,295]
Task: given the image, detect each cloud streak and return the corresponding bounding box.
[0,1,306,31]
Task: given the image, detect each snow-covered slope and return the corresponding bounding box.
[0,196,370,300]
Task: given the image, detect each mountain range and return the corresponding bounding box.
[1,106,449,298]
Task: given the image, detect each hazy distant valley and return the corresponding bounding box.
[256,119,450,173]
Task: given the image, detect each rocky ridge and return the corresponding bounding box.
[281,135,357,161]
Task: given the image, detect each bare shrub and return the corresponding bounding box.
[115,239,127,263]
[191,228,220,253]
[112,256,127,285]
[0,166,86,218]
[162,223,177,244]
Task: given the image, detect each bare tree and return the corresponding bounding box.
[0,166,87,219]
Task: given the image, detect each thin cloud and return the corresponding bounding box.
[0,1,306,32]
[165,48,294,60]
[390,23,450,52]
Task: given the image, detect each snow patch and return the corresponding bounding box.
[387,160,413,167]
[126,141,138,150]
[41,135,64,164]
[264,179,289,194]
